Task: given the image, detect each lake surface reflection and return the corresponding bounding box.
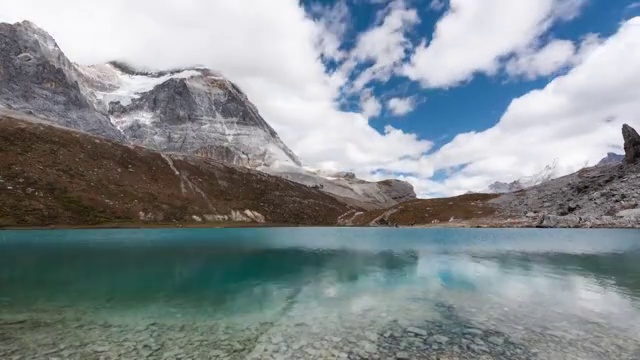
[1,228,639,359]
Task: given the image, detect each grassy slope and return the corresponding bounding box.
[352,194,501,226]
[0,116,355,227]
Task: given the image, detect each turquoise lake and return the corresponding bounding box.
[1,228,639,359]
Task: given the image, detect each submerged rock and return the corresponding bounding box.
[406,327,427,336]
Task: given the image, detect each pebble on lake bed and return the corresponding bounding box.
[406,326,428,336]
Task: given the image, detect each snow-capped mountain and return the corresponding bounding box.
[0,20,299,168]
[0,20,415,207]
[480,159,559,194]
[79,62,301,167]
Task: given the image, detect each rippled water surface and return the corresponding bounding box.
[1,228,640,359]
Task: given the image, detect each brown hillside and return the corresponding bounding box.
[351,193,500,226]
[0,116,356,227]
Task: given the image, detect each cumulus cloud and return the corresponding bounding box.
[360,89,383,118]
[505,39,577,79]
[402,0,587,88]
[425,17,640,195]
[387,96,416,116]
[309,0,350,61]
[345,0,419,91]
[506,34,604,80]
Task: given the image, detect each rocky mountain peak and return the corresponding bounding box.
[597,152,624,166]
[622,124,640,164]
[104,65,302,167]
[0,21,124,141]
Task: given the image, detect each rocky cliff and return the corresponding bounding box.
[0,21,124,142]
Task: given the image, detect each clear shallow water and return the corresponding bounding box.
[1,228,640,359]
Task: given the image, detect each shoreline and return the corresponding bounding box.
[1,222,638,230]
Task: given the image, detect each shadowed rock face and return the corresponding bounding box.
[623,124,640,164]
[0,21,124,142]
[377,179,416,203]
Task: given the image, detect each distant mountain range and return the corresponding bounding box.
[2,20,637,229]
[480,152,626,195]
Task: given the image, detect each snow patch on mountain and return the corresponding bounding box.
[78,64,207,107]
[479,159,559,194]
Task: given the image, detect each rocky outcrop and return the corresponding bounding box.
[0,21,124,142]
[490,124,640,228]
[623,124,640,164]
[377,179,416,203]
[492,162,640,228]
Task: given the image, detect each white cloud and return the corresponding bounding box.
[425,17,640,196]
[506,34,604,80]
[0,0,432,179]
[310,0,350,61]
[402,0,586,88]
[506,39,576,79]
[346,0,419,91]
[360,89,382,118]
[387,96,416,116]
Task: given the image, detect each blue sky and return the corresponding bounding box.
[2,0,640,197]
[306,0,639,147]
